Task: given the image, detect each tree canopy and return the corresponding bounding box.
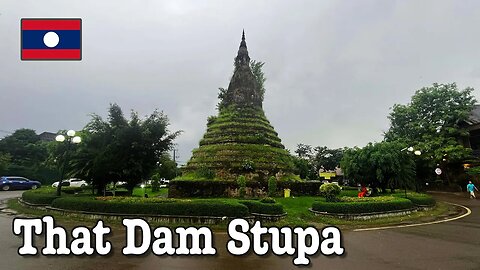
[385,83,475,164]
[293,144,345,179]
[69,104,181,194]
[0,129,55,181]
[341,141,416,193]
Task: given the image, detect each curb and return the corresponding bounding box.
[353,201,471,232]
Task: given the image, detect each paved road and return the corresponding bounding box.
[0,190,26,201]
[0,191,478,270]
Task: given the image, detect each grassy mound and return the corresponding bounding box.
[182,106,296,180]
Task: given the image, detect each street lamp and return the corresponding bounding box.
[55,130,81,196]
[141,184,147,198]
[401,146,422,197]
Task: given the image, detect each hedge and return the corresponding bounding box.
[277,181,323,196]
[51,197,249,217]
[392,193,436,206]
[239,200,284,215]
[169,180,236,197]
[312,196,414,214]
[22,190,59,205]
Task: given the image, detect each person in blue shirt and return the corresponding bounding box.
[467,181,478,199]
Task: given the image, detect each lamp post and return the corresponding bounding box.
[401,146,422,197]
[55,130,81,196]
[141,184,146,198]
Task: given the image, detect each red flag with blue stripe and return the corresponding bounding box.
[21,18,82,60]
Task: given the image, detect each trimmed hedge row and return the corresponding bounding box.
[22,190,59,205]
[239,200,284,215]
[169,180,323,198]
[392,193,436,206]
[169,180,235,197]
[312,197,414,214]
[276,181,323,196]
[51,197,249,217]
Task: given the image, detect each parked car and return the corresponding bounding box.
[159,179,170,188]
[52,178,88,188]
[0,176,42,191]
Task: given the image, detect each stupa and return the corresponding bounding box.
[183,31,295,180]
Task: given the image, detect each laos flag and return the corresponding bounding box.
[21,18,82,60]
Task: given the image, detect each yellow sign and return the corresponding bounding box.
[319,172,336,180]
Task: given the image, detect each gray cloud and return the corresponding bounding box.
[1,0,480,164]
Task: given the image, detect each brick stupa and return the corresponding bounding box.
[183,32,295,180]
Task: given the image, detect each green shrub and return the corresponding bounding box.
[260,197,276,204]
[268,176,277,197]
[51,197,249,217]
[195,167,215,179]
[22,190,59,205]
[312,196,413,214]
[237,175,246,198]
[319,183,341,202]
[239,200,284,215]
[276,180,322,196]
[169,180,233,197]
[62,187,84,194]
[392,193,436,206]
[169,179,265,198]
[342,186,360,190]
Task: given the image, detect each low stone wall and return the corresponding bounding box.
[46,206,253,224]
[19,198,282,224]
[309,207,422,220]
[18,198,50,209]
[251,212,287,222]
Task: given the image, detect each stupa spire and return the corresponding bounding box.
[235,30,250,67]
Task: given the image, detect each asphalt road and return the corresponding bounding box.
[0,191,478,270]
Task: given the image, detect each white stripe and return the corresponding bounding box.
[353,202,471,232]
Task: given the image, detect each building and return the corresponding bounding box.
[38,131,57,142]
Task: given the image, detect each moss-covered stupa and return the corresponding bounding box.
[183,31,295,180]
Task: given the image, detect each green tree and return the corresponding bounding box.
[150,153,180,180]
[341,141,416,194]
[0,153,11,174]
[250,60,266,102]
[293,144,345,179]
[312,146,344,171]
[70,104,181,195]
[385,83,476,184]
[0,129,54,182]
[292,156,313,179]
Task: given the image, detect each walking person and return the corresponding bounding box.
[467,181,478,199]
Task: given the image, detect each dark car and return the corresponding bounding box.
[0,176,42,191]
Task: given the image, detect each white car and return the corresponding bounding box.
[52,178,88,188]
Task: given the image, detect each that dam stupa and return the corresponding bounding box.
[183,31,295,181]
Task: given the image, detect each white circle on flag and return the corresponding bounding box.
[43,32,59,48]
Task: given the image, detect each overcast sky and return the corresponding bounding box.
[1,0,480,164]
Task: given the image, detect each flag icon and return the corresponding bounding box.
[21,18,82,60]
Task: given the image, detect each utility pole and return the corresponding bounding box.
[173,146,179,178]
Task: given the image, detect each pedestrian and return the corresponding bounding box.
[467,181,478,199]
